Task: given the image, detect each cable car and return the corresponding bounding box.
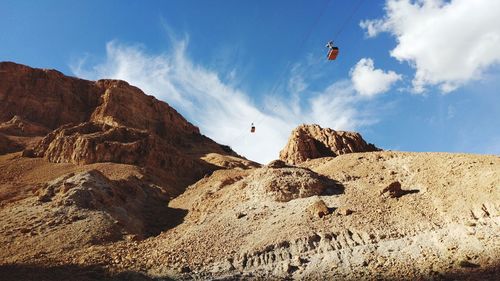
[326,41,339,60]
[327,47,339,60]
[250,123,255,133]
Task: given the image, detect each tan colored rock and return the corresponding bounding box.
[90,79,199,136]
[0,116,49,153]
[279,124,380,165]
[0,62,100,129]
[380,181,418,198]
[380,181,403,198]
[200,153,260,170]
[31,122,222,191]
[245,166,338,202]
[336,206,354,216]
[307,199,329,218]
[33,122,152,165]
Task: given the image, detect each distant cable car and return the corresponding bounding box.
[326,40,339,60]
[250,123,255,133]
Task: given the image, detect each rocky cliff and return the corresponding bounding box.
[0,61,254,192]
[0,61,198,136]
[279,124,380,165]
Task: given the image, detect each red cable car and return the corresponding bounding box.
[326,41,339,60]
[327,47,339,60]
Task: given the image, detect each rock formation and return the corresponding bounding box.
[307,199,329,218]
[279,124,380,165]
[0,115,50,137]
[35,170,178,239]
[0,61,254,191]
[0,62,198,135]
[244,165,340,202]
[1,62,499,281]
[0,116,49,154]
[0,62,100,130]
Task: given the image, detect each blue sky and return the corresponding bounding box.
[1,0,499,163]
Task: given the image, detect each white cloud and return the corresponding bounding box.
[72,40,376,164]
[350,58,401,97]
[360,0,500,93]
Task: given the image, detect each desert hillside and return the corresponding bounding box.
[0,61,257,194]
[0,63,499,280]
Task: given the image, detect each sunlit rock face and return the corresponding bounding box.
[279,124,380,165]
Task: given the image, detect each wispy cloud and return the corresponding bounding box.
[360,0,500,93]
[72,39,379,163]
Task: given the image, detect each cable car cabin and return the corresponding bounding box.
[250,124,255,133]
[327,47,339,60]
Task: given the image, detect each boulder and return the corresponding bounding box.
[380,181,404,198]
[307,199,329,218]
[336,206,354,216]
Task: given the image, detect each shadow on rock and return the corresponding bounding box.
[114,175,189,238]
[380,181,419,199]
[0,263,173,281]
[34,170,188,241]
[319,175,345,196]
[432,262,500,281]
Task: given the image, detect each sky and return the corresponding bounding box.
[1,0,499,163]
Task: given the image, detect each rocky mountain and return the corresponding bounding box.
[0,61,258,261]
[0,62,499,281]
[0,61,257,194]
[279,124,380,165]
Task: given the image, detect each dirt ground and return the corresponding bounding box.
[0,151,499,280]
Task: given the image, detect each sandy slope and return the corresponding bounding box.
[0,151,499,280]
[131,151,499,280]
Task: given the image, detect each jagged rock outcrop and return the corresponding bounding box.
[279,124,380,165]
[33,122,155,165]
[90,79,199,137]
[31,122,215,187]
